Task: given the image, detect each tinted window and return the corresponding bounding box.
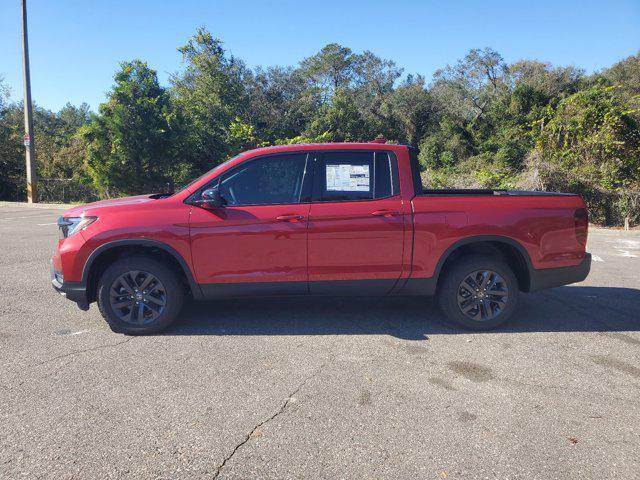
[317,151,397,202]
[219,153,308,206]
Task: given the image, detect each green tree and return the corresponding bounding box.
[306,89,373,141]
[349,51,403,140]
[507,61,584,100]
[171,27,250,174]
[431,48,507,125]
[534,84,640,223]
[300,43,356,99]
[34,104,91,180]
[0,79,25,200]
[600,52,640,106]
[387,75,436,146]
[246,66,320,143]
[82,60,178,196]
[420,50,590,190]
[537,84,640,189]
[300,46,404,142]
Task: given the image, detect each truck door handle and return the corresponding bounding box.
[275,214,304,222]
[371,210,400,217]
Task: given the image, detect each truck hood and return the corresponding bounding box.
[62,194,157,217]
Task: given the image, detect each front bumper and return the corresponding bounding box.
[51,262,89,310]
[528,253,592,292]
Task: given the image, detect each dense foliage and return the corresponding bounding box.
[0,30,638,225]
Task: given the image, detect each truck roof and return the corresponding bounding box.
[239,142,408,157]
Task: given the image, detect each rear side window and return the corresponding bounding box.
[315,151,399,202]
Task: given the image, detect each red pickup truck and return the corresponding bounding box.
[52,142,591,334]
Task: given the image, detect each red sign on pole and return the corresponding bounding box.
[23,133,30,146]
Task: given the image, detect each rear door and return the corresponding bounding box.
[307,150,406,294]
[189,152,311,296]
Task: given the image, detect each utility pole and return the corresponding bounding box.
[21,0,37,203]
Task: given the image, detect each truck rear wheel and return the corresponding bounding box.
[97,256,184,334]
[437,255,519,330]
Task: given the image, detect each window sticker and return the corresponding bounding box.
[326,164,370,191]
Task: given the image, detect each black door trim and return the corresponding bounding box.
[199,279,401,298]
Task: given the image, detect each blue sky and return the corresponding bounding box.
[1,0,638,112]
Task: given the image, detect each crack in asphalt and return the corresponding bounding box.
[35,337,134,366]
[212,359,330,479]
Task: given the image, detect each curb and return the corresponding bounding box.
[0,201,76,209]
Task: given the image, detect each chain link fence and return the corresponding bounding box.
[0,178,101,204]
[36,178,98,204]
[581,189,640,229]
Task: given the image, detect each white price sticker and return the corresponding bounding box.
[326,164,370,191]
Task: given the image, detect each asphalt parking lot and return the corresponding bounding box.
[1,202,639,479]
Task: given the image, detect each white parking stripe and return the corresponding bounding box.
[601,238,640,259]
[592,255,604,262]
[38,222,58,226]
[68,329,90,336]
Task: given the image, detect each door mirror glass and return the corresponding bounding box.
[201,186,225,208]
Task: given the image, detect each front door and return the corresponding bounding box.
[190,152,311,296]
[307,150,406,294]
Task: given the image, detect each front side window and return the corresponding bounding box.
[218,153,308,206]
[316,151,398,202]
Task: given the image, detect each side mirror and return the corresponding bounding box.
[201,186,225,208]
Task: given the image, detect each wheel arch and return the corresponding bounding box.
[82,239,202,303]
[433,235,533,292]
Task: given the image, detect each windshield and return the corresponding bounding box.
[173,155,242,194]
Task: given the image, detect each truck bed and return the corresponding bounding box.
[410,190,587,277]
[419,189,578,197]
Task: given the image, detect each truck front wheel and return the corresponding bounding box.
[97,256,184,334]
[437,255,519,330]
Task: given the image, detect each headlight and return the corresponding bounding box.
[57,216,97,239]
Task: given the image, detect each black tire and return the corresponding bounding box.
[97,255,184,334]
[437,255,519,331]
